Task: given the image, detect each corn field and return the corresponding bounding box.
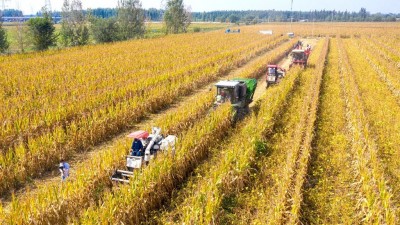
[1,23,400,224]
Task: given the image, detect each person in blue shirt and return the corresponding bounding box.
[130,138,144,156]
[59,160,70,181]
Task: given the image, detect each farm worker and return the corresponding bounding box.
[269,67,276,75]
[59,160,70,181]
[131,138,144,156]
[216,95,223,103]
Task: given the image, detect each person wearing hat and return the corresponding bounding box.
[59,160,70,181]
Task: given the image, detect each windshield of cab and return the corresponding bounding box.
[216,87,235,104]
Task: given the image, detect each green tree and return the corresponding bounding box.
[15,22,30,53]
[117,0,145,40]
[228,14,240,23]
[60,0,89,47]
[359,7,367,21]
[0,12,9,53]
[27,10,57,51]
[164,0,191,34]
[90,17,119,43]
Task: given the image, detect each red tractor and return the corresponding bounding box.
[266,65,286,88]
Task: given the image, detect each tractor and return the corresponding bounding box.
[266,65,286,88]
[290,49,310,68]
[111,127,177,184]
[214,78,257,119]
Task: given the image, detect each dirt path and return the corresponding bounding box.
[0,40,290,205]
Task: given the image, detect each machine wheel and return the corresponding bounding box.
[266,82,269,89]
[234,106,250,122]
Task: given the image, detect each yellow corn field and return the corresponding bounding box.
[1,23,400,224]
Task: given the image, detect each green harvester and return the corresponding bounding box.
[214,78,257,118]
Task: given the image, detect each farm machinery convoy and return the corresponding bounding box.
[111,40,312,184]
[111,79,258,183]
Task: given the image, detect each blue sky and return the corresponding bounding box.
[7,0,400,15]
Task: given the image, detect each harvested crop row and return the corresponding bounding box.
[363,37,400,65]
[0,35,287,198]
[353,38,400,104]
[342,38,400,220]
[373,37,400,61]
[301,39,359,224]
[336,38,395,223]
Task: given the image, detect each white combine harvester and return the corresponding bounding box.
[111,127,177,183]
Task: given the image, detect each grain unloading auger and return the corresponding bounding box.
[111,127,177,184]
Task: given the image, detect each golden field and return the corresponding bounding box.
[0,23,400,224]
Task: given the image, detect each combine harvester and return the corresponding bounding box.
[111,127,177,183]
[290,42,312,68]
[266,65,286,88]
[290,49,309,68]
[213,78,257,119]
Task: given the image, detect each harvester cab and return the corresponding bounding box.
[266,65,286,88]
[214,78,257,118]
[290,49,309,68]
[111,127,177,184]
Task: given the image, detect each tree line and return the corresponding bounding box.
[1,9,23,17]
[41,7,400,23]
[191,8,399,23]
[0,0,190,53]
[1,4,399,54]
